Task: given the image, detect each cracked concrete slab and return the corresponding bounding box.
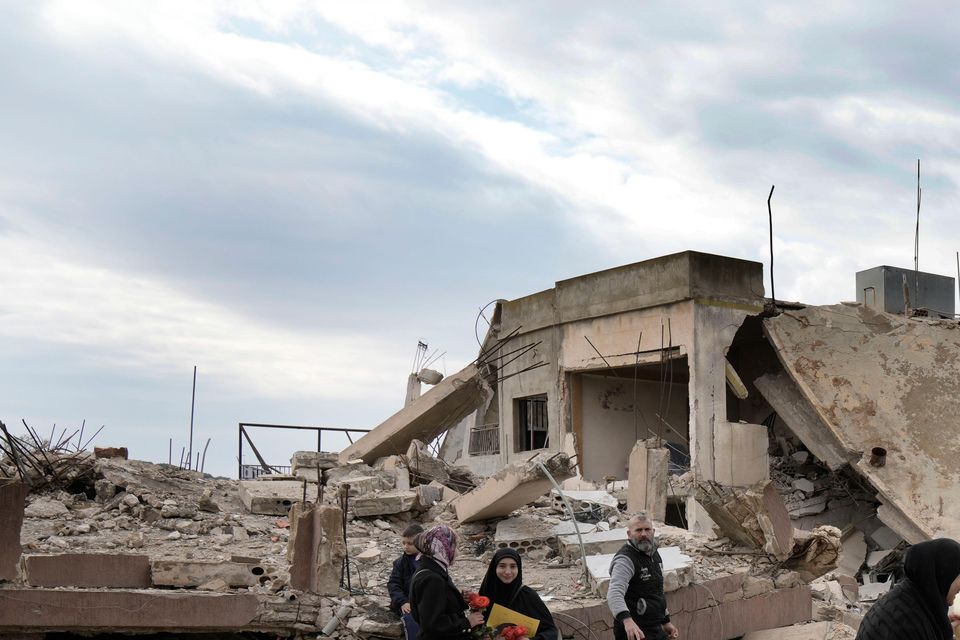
[764,304,960,541]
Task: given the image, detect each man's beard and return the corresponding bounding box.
[636,538,656,555]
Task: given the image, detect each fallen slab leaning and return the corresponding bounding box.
[455,453,573,523]
[339,363,492,464]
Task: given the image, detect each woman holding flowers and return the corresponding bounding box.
[410,525,485,639]
[478,548,558,640]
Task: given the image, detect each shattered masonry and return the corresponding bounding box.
[4,250,958,640]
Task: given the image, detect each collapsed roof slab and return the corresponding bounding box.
[764,303,960,542]
[339,363,491,464]
[455,453,573,523]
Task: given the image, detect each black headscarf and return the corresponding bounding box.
[903,538,960,639]
[480,548,524,608]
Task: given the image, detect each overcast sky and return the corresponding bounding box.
[2,1,959,477]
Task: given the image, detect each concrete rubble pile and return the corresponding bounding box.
[2,437,825,640]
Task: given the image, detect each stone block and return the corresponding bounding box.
[151,559,268,588]
[741,621,855,639]
[552,489,617,513]
[291,451,340,471]
[0,588,259,630]
[0,482,29,582]
[23,553,150,588]
[714,421,769,487]
[351,490,417,517]
[455,453,573,523]
[585,546,693,597]
[669,586,813,640]
[23,497,68,518]
[238,480,317,515]
[288,504,345,595]
[837,530,867,578]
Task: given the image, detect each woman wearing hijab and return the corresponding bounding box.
[855,538,960,640]
[410,525,484,640]
[478,548,558,640]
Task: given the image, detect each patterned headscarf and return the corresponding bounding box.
[415,524,458,570]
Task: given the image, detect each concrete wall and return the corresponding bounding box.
[578,374,688,482]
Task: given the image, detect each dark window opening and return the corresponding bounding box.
[516,395,548,451]
[664,498,688,529]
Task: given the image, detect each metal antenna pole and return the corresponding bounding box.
[188,366,196,470]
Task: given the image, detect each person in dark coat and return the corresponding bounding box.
[389,524,424,640]
[479,548,558,640]
[410,525,484,640]
[855,538,960,640]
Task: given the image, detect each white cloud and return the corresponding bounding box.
[0,230,406,400]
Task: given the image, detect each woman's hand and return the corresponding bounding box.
[466,611,485,628]
[949,612,960,629]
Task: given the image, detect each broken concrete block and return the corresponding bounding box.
[405,440,451,485]
[23,553,151,588]
[375,455,411,491]
[866,525,902,550]
[291,451,340,482]
[837,530,867,578]
[858,579,892,602]
[865,549,894,568]
[552,489,617,514]
[741,621,856,640]
[789,494,830,517]
[0,482,29,581]
[696,481,794,560]
[494,515,559,554]
[0,589,260,630]
[238,480,317,515]
[559,527,633,559]
[351,490,418,517]
[197,577,231,592]
[24,496,69,518]
[416,484,442,508]
[455,453,573,523]
[355,547,382,564]
[626,439,670,520]
[288,504,345,595]
[151,559,268,588]
[792,478,816,494]
[585,546,693,596]
[714,421,770,487]
[339,363,491,464]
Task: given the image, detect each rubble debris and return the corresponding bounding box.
[339,363,492,464]
[0,421,99,492]
[551,489,618,516]
[784,526,842,581]
[695,481,794,560]
[836,530,867,578]
[626,438,670,520]
[238,479,318,515]
[764,304,960,541]
[455,453,573,523]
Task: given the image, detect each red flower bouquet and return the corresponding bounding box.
[464,592,491,612]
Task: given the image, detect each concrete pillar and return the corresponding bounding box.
[288,504,345,595]
[0,482,29,581]
[626,439,669,521]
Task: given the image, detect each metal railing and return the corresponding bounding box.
[237,422,370,479]
[468,422,500,456]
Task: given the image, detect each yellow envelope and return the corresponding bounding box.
[486,603,540,638]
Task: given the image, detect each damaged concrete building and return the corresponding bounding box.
[3,249,959,640]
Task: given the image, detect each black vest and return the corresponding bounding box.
[614,543,667,625]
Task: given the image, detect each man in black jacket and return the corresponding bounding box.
[607,513,679,640]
